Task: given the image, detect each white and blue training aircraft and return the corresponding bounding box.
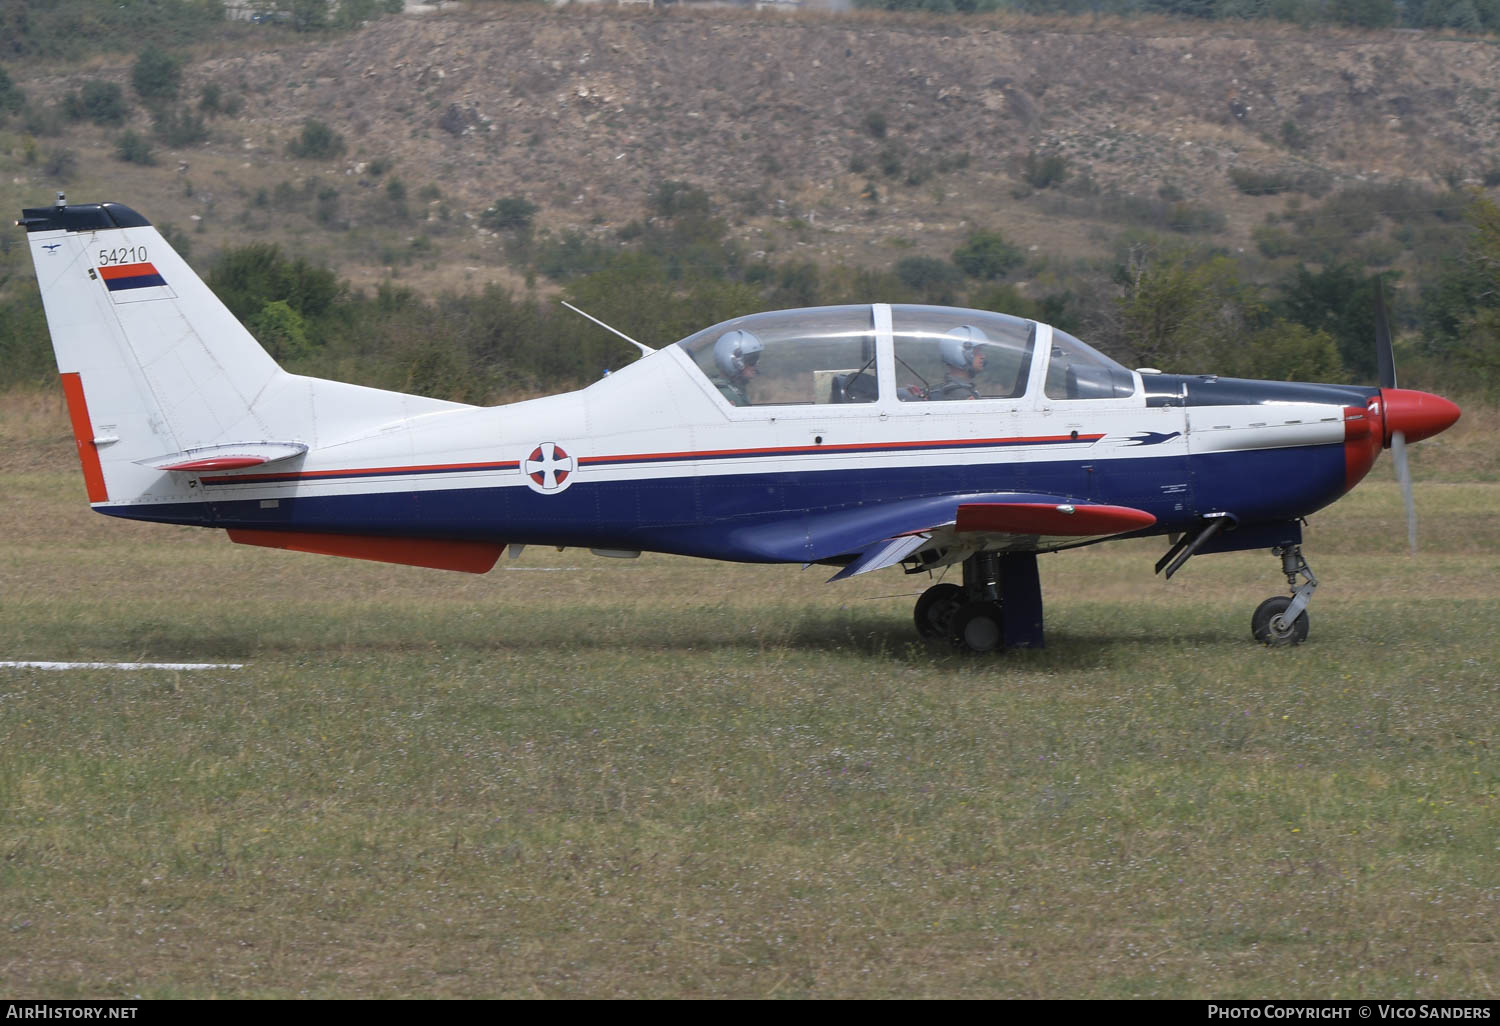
[18,197,1463,652]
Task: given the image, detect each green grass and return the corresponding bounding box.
[1,416,1497,997]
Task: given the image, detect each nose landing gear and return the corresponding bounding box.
[1252,544,1317,646]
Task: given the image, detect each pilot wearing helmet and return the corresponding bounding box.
[713,328,763,406]
[931,324,989,401]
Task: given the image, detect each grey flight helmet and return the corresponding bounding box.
[714,329,764,380]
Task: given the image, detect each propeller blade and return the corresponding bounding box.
[1375,278,1397,390]
[1390,428,1417,555]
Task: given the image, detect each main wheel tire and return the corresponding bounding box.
[914,583,963,640]
[1251,595,1309,646]
[950,601,1005,654]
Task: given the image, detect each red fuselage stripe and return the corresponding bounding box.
[202,460,523,485]
[579,434,1104,465]
[200,434,1106,486]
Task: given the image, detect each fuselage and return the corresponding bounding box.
[95,309,1391,567]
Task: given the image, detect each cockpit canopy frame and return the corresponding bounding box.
[674,303,1139,410]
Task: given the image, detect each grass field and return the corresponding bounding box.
[1,391,1496,998]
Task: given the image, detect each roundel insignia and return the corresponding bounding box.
[523,442,576,494]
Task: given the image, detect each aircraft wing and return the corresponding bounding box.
[826,499,1156,581]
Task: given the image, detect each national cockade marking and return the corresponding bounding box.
[524,442,575,492]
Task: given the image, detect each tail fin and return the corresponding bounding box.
[18,198,465,507]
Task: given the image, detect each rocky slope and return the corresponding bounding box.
[10,6,1500,281]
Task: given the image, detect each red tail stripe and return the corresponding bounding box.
[59,372,108,503]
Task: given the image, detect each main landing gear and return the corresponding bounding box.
[913,551,1046,654]
[1252,544,1317,646]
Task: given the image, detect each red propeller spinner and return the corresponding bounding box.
[1378,388,1462,448]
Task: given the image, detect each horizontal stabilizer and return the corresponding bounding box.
[227,529,503,574]
[141,442,308,472]
[955,502,1155,536]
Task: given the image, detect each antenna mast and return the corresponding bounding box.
[559,301,656,358]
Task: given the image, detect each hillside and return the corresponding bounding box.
[3,6,1499,297]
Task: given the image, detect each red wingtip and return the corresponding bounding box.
[1380,389,1462,447]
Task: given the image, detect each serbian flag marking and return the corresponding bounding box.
[98,262,175,303]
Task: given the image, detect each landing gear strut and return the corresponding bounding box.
[1252,544,1317,646]
[913,552,1045,654]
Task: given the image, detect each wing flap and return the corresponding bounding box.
[826,531,935,581]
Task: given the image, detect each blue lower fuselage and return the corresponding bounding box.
[100,440,1352,565]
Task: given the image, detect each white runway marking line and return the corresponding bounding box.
[0,661,246,671]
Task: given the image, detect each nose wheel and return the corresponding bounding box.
[1252,545,1316,646]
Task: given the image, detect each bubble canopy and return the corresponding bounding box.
[674,304,1138,407]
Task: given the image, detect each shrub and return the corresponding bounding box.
[315,186,341,227]
[438,104,470,137]
[1021,150,1069,190]
[648,181,711,220]
[896,255,964,301]
[1229,320,1348,382]
[863,110,888,139]
[283,0,331,31]
[287,118,345,160]
[0,65,24,116]
[43,147,77,180]
[1228,166,1331,198]
[877,144,905,179]
[936,150,972,174]
[22,102,63,137]
[132,46,182,104]
[1229,167,1289,196]
[64,81,128,126]
[153,107,209,146]
[207,242,343,323]
[1164,201,1228,235]
[247,299,311,361]
[116,130,156,165]
[952,230,1024,280]
[536,230,613,281]
[199,82,221,114]
[480,196,538,232]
